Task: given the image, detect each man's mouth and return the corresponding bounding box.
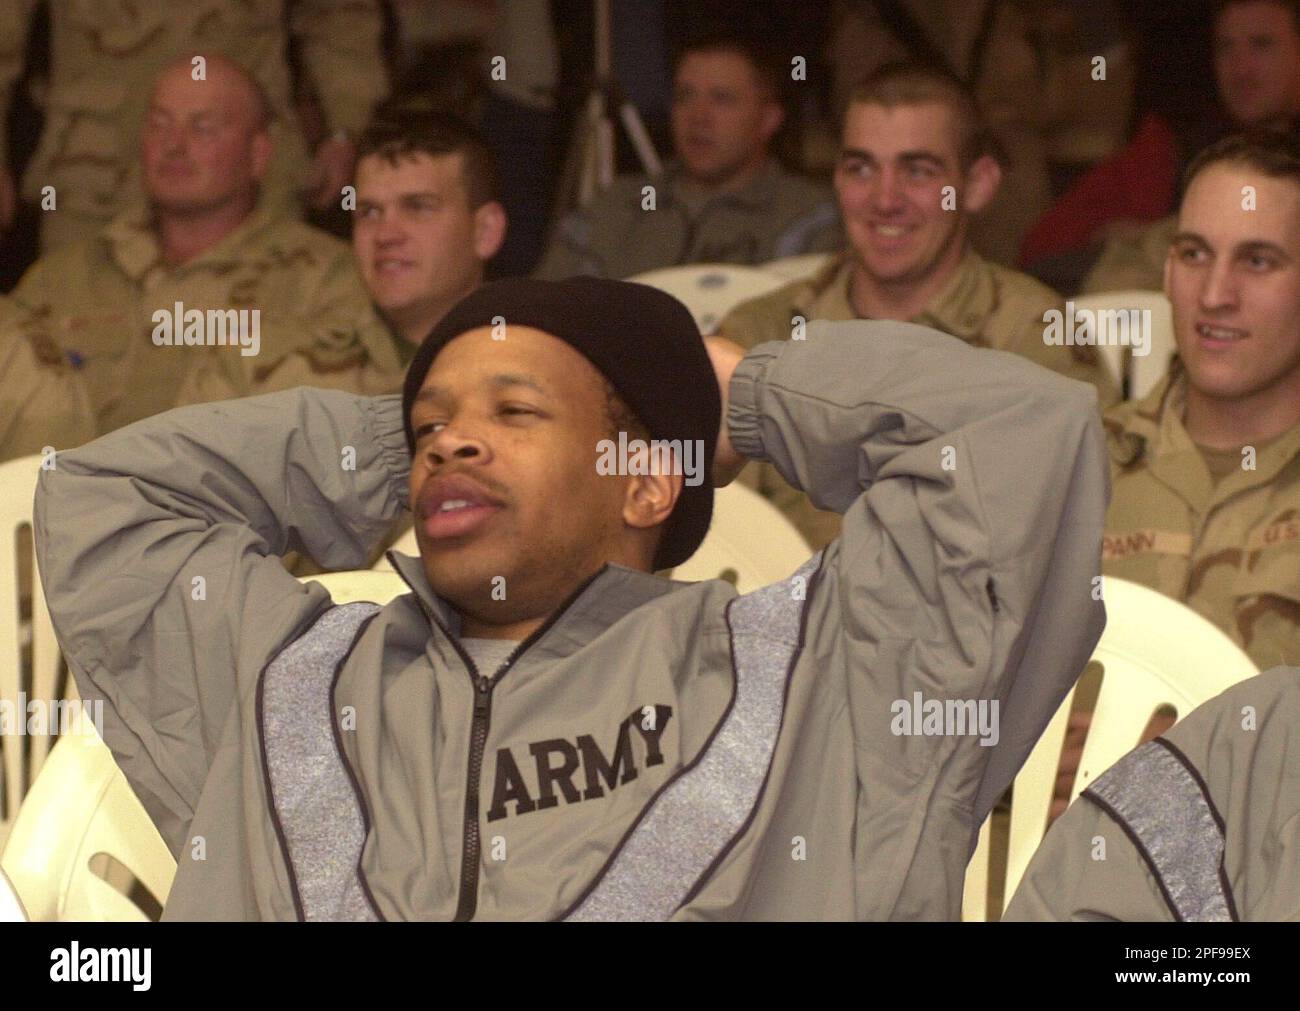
[1196,321,1249,346]
[374,257,415,277]
[418,475,505,541]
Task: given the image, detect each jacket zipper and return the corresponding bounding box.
[389,553,608,922]
[455,671,494,921]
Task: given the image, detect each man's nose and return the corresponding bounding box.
[424,423,489,466]
[870,169,906,213]
[374,215,406,246]
[1199,261,1240,312]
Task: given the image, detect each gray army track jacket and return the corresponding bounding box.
[34,321,1109,920]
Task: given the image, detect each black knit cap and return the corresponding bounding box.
[402,277,719,570]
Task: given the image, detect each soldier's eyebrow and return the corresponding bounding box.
[1171,231,1210,249]
[897,151,947,170]
[1235,239,1292,261]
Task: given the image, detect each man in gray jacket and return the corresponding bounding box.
[34,276,1108,920]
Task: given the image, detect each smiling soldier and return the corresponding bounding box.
[35,276,1107,920]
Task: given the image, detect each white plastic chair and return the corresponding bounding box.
[376,483,812,597]
[1067,290,1175,401]
[0,864,27,922]
[0,569,407,921]
[761,252,835,282]
[961,576,1259,920]
[665,481,812,593]
[628,264,788,335]
[0,454,67,846]
[1,725,175,922]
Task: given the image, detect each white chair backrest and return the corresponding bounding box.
[961,576,1258,920]
[0,864,27,921]
[303,569,408,605]
[666,481,811,594]
[761,252,834,282]
[628,264,787,335]
[0,454,66,838]
[1068,290,1175,401]
[1,726,175,921]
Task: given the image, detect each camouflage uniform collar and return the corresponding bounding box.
[1110,363,1300,509]
[103,200,282,281]
[794,253,855,320]
[912,247,995,343]
[795,247,992,341]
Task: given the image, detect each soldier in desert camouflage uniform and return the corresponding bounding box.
[4,54,403,437]
[0,0,387,249]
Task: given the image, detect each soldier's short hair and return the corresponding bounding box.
[356,110,499,209]
[847,61,1000,172]
[1184,129,1300,193]
[674,28,782,102]
[1213,0,1300,33]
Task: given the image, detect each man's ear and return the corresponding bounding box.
[250,130,274,183]
[759,100,785,146]
[621,452,682,535]
[961,154,1002,215]
[473,201,508,261]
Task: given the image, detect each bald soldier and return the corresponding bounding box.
[0,0,386,249]
[3,54,403,440]
[719,62,1117,549]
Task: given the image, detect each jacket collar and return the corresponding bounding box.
[385,549,680,664]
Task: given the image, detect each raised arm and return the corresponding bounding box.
[33,388,409,851]
[724,320,1109,916]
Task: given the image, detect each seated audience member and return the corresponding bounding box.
[33,277,1108,920]
[0,295,94,462]
[1005,663,1300,920]
[718,62,1117,549]
[1073,0,1300,294]
[1102,132,1300,672]
[1051,131,1300,819]
[533,31,839,280]
[0,0,387,251]
[352,111,507,356]
[825,0,1053,267]
[4,53,401,438]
